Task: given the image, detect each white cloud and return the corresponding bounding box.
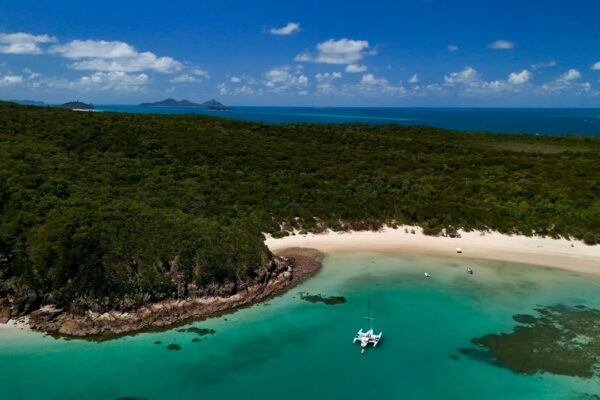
[230,76,241,83]
[345,64,367,73]
[0,75,24,86]
[408,74,419,84]
[487,40,515,50]
[315,72,342,94]
[531,60,557,71]
[559,68,581,82]
[264,66,308,92]
[447,44,459,52]
[51,40,137,59]
[361,73,389,86]
[78,71,148,91]
[341,73,406,96]
[540,69,591,95]
[170,74,201,83]
[315,72,342,82]
[269,22,301,36]
[508,69,531,85]
[443,66,516,94]
[0,32,56,55]
[444,66,481,86]
[218,82,254,95]
[170,68,209,83]
[592,61,600,71]
[51,39,182,73]
[190,68,210,79]
[296,38,372,65]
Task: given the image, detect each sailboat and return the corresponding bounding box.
[353,297,382,351]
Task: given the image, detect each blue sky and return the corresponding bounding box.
[0,0,599,106]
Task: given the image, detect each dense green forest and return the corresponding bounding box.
[1,102,599,310]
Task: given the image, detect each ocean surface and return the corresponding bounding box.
[1,253,600,400]
[95,105,600,136]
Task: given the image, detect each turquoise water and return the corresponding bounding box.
[1,253,600,399]
[94,106,600,136]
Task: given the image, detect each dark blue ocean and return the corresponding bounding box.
[95,105,600,136]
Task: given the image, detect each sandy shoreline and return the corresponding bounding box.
[266,226,600,277]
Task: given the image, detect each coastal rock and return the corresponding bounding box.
[0,298,11,323]
[24,250,322,338]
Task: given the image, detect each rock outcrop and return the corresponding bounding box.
[3,249,321,338]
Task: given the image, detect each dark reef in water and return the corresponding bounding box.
[299,292,346,305]
[116,397,147,400]
[177,327,216,336]
[466,305,600,378]
[166,344,181,351]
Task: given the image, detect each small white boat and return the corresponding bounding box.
[424,272,431,278]
[353,297,382,351]
[466,267,474,275]
[456,247,463,253]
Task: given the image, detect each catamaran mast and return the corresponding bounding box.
[368,296,371,330]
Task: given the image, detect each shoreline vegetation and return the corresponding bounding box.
[0,101,599,337]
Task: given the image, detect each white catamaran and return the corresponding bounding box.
[353,297,382,352]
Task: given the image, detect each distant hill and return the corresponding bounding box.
[59,101,94,110]
[140,98,228,110]
[9,100,46,106]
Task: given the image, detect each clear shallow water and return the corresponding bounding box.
[1,253,600,400]
[95,106,600,136]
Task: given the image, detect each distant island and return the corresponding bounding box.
[140,98,228,110]
[59,101,94,110]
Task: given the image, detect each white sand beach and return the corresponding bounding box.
[266,226,600,276]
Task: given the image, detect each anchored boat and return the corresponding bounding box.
[353,297,382,352]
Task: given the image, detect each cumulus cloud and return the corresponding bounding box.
[218,82,254,96]
[78,71,148,91]
[170,74,201,83]
[190,68,210,79]
[170,69,209,83]
[447,44,459,52]
[264,66,308,92]
[0,74,24,86]
[531,60,557,71]
[592,61,600,71]
[315,72,342,82]
[345,64,367,73]
[340,73,406,96]
[487,40,515,50]
[559,68,581,82]
[295,38,372,65]
[540,69,591,95]
[361,73,388,85]
[230,76,241,83]
[408,74,419,84]
[508,69,531,85]
[315,72,342,94]
[269,22,301,35]
[443,66,514,94]
[444,66,481,86]
[51,39,182,73]
[0,32,56,54]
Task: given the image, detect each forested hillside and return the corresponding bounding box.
[1,102,598,310]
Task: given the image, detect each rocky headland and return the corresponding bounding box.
[0,248,321,338]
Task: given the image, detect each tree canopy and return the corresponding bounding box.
[0,102,598,308]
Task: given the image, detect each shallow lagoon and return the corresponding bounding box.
[1,253,600,399]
